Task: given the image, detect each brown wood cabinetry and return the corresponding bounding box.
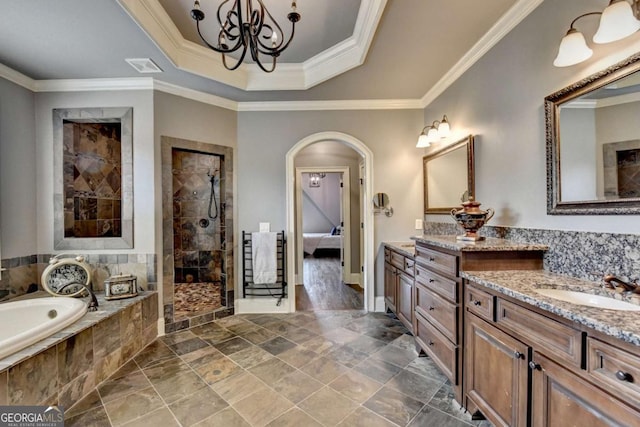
[383,246,414,332]
[413,240,543,404]
[465,281,640,426]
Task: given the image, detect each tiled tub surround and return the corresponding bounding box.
[0,253,157,302]
[0,292,158,409]
[461,269,640,346]
[162,136,234,334]
[423,221,640,283]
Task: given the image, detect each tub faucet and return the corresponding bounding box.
[603,275,639,294]
[58,282,99,311]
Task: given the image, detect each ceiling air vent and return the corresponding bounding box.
[125,58,163,73]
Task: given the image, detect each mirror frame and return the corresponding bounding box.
[423,135,475,214]
[545,52,640,215]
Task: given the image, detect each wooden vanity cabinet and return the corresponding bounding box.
[465,281,640,427]
[383,246,414,332]
[413,241,543,403]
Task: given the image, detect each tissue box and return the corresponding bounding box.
[104,274,138,300]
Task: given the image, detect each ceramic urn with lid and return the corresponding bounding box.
[450,197,495,241]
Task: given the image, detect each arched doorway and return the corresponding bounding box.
[286,132,374,312]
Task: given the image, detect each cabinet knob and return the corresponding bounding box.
[529,361,541,371]
[616,370,632,382]
[416,270,420,276]
[429,278,435,283]
[428,340,435,346]
[472,300,481,306]
[429,306,435,311]
[513,351,524,360]
[429,257,436,262]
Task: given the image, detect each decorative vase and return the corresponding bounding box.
[450,197,495,241]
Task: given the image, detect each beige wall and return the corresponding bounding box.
[422,0,640,233]
[237,109,424,296]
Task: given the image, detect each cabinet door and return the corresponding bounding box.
[465,314,529,427]
[384,262,396,312]
[397,271,413,331]
[531,352,640,427]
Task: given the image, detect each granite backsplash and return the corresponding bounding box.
[423,221,640,284]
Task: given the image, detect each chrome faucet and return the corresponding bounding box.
[603,275,639,294]
[58,282,99,311]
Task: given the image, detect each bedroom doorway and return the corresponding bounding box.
[294,157,363,311]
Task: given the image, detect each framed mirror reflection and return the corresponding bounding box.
[423,135,475,214]
[546,52,640,214]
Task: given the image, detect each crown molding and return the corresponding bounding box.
[420,0,544,108]
[34,78,154,92]
[153,80,239,111]
[0,62,36,91]
[237,98,422,112]
[116,0,387,91]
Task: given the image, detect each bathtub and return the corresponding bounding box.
[0,297,87,359]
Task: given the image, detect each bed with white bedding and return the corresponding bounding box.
[303,232,342,257]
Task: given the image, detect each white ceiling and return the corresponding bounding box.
[0,0,541,104]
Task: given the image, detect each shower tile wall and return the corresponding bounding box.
[171,149,225,321]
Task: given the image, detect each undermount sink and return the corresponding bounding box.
[534,289,640,311]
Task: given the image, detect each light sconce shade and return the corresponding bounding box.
[416,131,430,148]
[416,115,451,148]
[554,2,640,67]
[553,28,594,67]
[593,0,640,44]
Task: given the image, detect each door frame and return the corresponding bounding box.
[296,167,351,286]
[286,132,374,312]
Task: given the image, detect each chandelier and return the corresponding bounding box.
[190,0,301,73]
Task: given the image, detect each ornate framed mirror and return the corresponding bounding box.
[546,52,640,214]
[423,135,475,214]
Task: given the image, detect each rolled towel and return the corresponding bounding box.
[252,232,277,284]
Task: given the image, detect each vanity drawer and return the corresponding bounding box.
[465,285,494,322]
[496,298,583,368]
[587,337,640,407]
[416,246,457,277]
[404,257,415,277]
[415,313,458,384]
[415,264,458,302]
[390,251,405,270]
[415,283,458,343]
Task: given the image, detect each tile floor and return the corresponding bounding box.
[65,311,493,427]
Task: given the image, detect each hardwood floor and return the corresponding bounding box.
[296,256,364,311]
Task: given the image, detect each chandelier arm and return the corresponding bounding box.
[222,44,248,71]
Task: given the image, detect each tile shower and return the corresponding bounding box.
[162,137,234,333]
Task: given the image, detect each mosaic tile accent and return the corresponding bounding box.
[53,107,133,250]
[423,221,640,283]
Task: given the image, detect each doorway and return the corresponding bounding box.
[286,132,374,312]
[295,167,361,310]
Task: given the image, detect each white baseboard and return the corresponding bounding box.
[157,318,165,337]
[374,296,386,312]
[348,273,362,286]
[236,298,291,314]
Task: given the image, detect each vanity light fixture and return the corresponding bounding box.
[554,0,640,67]
[190,0,301,72]
[416,115,451,148]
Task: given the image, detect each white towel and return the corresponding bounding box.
[252,232,277,284]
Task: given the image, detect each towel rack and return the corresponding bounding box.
[242,230,287,305]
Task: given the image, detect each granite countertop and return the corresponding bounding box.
[384,241,416,257]
[461,270,640,346]
[412,234,549,252]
